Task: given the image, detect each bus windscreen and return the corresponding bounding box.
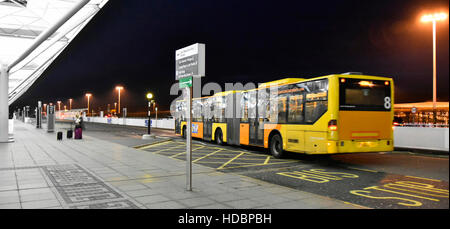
[339,78,391,111]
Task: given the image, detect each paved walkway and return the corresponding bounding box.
[0,120,361,209]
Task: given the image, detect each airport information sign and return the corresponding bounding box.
[175,43,205,80]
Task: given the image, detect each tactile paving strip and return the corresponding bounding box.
[42,164,140,209]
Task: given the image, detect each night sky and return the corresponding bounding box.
[11,0,449,113]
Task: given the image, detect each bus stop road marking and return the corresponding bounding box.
[405,176,441,182]
[217,152,246,170]
[193,149,223,163]
[133,140,173,150]
[217,161,296,170]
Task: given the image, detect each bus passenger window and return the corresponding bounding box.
[240,93,249,122]
[305,100,327,123]
[277,96,287,124]
[288,95,303,123]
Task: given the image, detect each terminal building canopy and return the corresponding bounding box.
[0,0,109,105]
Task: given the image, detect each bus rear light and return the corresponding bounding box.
[328,119,338,131]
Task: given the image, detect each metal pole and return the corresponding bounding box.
[432,20,437,125]
[36,101,42,129]
[118,89,121,115]
[186,86,192,191]
[148,101,151,135]
[87,96,90,116]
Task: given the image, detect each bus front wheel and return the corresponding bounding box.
[269,134,284,158]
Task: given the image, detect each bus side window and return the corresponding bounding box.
[248,91,257,119]
[288,94,303,123]
[277,95,288,124]
[240,92,249,123]
[258,89,269,121]
[305,101,328,123]
[304,79,328,123]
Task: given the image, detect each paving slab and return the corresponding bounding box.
[0,121,361,209]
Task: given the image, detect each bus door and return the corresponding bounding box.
[226,92,239,145]
[249,90,264,146]
[203,98,212,141]
[175,119,181,134]
[203,118,212,141]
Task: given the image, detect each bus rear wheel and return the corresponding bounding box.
[215,129,223,145]
[269,134,284,158]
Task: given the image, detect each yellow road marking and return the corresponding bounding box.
[219,161,295,170]
[405,176,441,182]
[193,149,223,163]
[152,145,185,154]
[343,201,372,209]
[169,151,186,158]
[134,140,172,150]
[263,156,271,165]
[217,152,245,169]
[365,186,440,202]
[347,167,378,173]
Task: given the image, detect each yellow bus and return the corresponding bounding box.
[174,73,394,158]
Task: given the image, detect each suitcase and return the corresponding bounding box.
[74,128,82,139]
[57,131,63,141]
[67,130,73,139]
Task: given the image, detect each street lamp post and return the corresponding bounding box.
[421,12,448,124]
[143,92,155,139]
[57,101,61,111]
[69,98,73,110]
[116,86,123,115]
[85,93,92,116]
[43,104,47,117]
[155,107,158,128]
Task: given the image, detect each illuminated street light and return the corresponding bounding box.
[116,86,124,114]
[85,93,92,116]
[143,92,155,139]
[57,101,61,111]
[421,12,448,123]
[421,13,448,22]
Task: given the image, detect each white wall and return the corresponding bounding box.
[394,127,449,152]
[57,116,449,152]
[61,116,175,130]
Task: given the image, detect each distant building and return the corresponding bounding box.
[394,102,449,127]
